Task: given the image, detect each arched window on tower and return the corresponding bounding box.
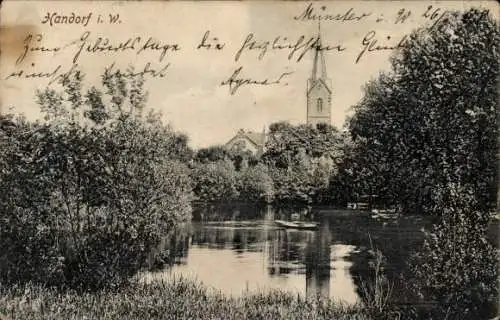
[316,98,323,113]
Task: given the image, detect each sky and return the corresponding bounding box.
[0,1,496,148]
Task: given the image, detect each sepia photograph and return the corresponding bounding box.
[0,1,498,319]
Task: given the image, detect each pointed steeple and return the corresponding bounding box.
[306,21,332,127]
[311,21,327,82]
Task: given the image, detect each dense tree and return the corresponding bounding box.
[165,133,194,163]
[191,160,239,202]
[262,122,343,203]
[236,164,274,202]
[195,144,258,171]
[263,122,343,169]
[346,8,498,318]
[194,145,231,163]
[0,68,193,289]
[348,8,498,215]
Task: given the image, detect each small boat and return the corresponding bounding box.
[274,220,318,230]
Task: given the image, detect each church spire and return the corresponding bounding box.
[311,21,327,81]
[306,20,332,127]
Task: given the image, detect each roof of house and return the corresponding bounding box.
[226,129,266,148]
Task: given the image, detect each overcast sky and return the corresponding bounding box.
[1,1,496,148]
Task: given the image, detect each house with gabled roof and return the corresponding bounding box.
[225,128,266,156]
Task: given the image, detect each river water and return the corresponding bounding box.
[140,203,498,305]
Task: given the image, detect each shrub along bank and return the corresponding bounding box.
[0,70,193,290]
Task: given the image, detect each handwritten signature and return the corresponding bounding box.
[221,66,293,95]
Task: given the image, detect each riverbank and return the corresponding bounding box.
[0,279,370,320]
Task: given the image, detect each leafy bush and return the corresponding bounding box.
[270,166,314,204]
[236,164,274,202]
[194,145,231,163]
[262,122,343,204]
[409,183,498,319]
[191,160,239,202]
[0,70,193,290]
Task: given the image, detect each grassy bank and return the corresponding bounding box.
[0,279,370,320]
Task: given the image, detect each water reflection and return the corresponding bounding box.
[140,203,499,308]
[142,204,365,304]
[305,219,331,298]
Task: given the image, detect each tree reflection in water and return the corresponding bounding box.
[305,219,332,298]
[144,202,492,307]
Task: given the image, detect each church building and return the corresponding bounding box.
[306,28,332,127]
[225,27,332,155]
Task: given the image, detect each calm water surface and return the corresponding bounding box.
[141,203,498,305]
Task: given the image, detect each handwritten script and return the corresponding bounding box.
[3,3,476,95]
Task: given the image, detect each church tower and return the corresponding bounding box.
[307,24,332,127]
